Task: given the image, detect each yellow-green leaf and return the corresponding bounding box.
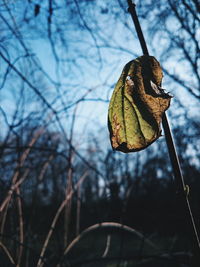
[108,55,172,153]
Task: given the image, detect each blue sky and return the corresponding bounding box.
[1,0,199,159]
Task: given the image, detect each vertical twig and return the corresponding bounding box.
[24,155,53,267]
[0,129,44,243]
[36,172,87,267]
[64,106,78,247]
[38,154,54,182]
[0,128,44,213]
[127,0,200,253]
[16,187,24,267]
[64,166,73,247]
[76,182,81,236]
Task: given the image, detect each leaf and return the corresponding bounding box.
[108,55,172,153]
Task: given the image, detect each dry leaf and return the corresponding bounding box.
[108,55,172,153]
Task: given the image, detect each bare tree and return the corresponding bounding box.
[0,0,199,266]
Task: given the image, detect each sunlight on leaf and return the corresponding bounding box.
[108,55,172,153]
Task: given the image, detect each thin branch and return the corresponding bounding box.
[16,187,24,267]
[73,0,102,67]
[64,222,157,255]
[0,51,57,115]
[0,129,44,245]
[0,241,16,265]
[38,154,54,182]
[163,67,200,100]
[127,0,200,256]
[0,169,30,213]
[37,171,88,267]
[76,182,81,237]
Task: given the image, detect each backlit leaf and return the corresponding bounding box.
[108,55,172,153]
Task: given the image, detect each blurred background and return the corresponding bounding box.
[0,0,199,266]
